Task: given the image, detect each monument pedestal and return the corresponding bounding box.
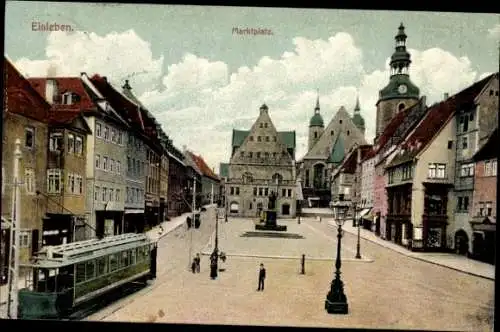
[255,210,287,231]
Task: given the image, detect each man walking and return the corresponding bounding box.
[257,263,266,291]
[195,253,201,273]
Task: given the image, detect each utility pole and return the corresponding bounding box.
[188,178,196,270]
[7,139,22,319]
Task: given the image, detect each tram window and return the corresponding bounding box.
[122,251,130,267]
[131,249,136,265]
[144,246,150,258]
[109,254,118,272]
[97,257,108,276]
[76,263,86,284]
[86,260,96,280]
[136,247,143,262]
[47,269,57,293]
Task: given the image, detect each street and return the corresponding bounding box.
[85,212,494,331]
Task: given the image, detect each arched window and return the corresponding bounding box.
[331,130,334,136]
[314,132,318,139]
[398,103,406,112]
[272,173,283,185]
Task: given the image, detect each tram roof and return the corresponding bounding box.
[29,233,153,269]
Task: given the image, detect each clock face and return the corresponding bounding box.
[398,84,408,94]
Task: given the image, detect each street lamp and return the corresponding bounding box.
[355,201,362,259]
[325,198,349,315]
[210,210,219,280]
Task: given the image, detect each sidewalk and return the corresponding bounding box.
[326,219,495,281]
[146,204,218,242]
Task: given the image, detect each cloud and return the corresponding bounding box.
[13,29,488,171]
[487,23,500,39]
[15,29,164,95]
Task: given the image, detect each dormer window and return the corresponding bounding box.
[49,132,63,151]
[62,92,73,105]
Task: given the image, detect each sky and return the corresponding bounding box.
[5,1,500,171]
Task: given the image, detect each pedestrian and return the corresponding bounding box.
[257,263,266,291]
[210,254,218,279]
[191,258,196,273]
[195,253,201,273]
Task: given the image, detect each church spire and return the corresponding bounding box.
[390,22,412,77]
[354,95,360,113]
[314,88,320,113]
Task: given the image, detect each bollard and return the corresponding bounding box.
[301,254,305,275]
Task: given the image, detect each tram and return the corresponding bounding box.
[17,233,157,319]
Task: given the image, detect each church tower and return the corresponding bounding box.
[351,96,366,137]
[308,91,324,151]
[375,23,420,141]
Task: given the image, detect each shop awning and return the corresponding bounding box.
[357,208,372,220]
[471,216,496,232]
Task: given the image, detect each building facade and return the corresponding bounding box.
[166,143,187,217]
[2,58,50,267]
[225,104,297,218]
[298,96,366,207]
[470,128,497,264]
[452,73,499,256]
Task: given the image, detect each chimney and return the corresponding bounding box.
[45,79,57,104]
[444,92,449,100]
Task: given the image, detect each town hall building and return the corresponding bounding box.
[221,104,297,218]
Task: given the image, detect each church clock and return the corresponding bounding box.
[398,84,408,94]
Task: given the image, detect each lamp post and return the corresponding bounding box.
[210,209,219,279]
[355,201,361,259]
[325,198,349,315]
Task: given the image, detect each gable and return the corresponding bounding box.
[304,106,366,160]
[230,107,294,165]
[232,130,295,149]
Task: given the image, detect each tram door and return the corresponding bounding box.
[150,245,157,279]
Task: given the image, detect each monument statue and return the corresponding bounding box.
[268,191,277,210]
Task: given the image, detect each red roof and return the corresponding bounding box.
[47,110,83,126]
[375,106,414,154]
[4,58,51,122]
[89,74,145,131]
[388,73,496,167]
[27,77,96,112]
[190,152,219,181]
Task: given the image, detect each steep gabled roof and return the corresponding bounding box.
[388,74,495,168]
[219,163,229,178]
[374,105,413,153]
[4,58,51,122]
[184,151,203,175]
[327,132,345,163]
[89,74,146,132]
[27,77,96,112]
[191,153,219,181]
[47,110,92,134]
[473,128,498,162]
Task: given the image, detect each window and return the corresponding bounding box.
[287,189,292,197]
[457,196,469,212]
[77,175,83,194]
[109,189,114,202]
[253,187,257,196]
[127,157,131,172]
[461,115,469,132]
[331,130,334,136]
[388,170,394,184]
[256,152,261,158]
[68,173,75,193]
[67,134,75,153]
[347,130,350,136]
[111,129,116,143]
[492,160,497,176]
[282,189,286,197]
[264,152,269,158]
[25,168,35,194]
[104,126,109,140]
[436,164,446,178]
[258,136,262,142]
[95,187,100,200]
[47,169,62,193]
[249,136,254,141]
[62,92,73,105]
[248,152,253,158]
[103,156,108,171]
[109,254,118,272]
[97,257,108,276]
[264,123,268,128]
[117,161,121,174]
[460,163,474,177]
[75,136,83,154]
[462,136,468,149]
[102,187,107,201]
[479,202,485,216]
[486,202,492,216]
[235,187,240,195]
[118,131,123,145]
[264,188,268,196]
[447,140,453,149]
[428,164,436,178]
[20,230,30,248]
[110,159,115,173]
[260,123,263,128]
[116,189,120,201]
[95,155,100,169]
[266,136,269,142]
[96,123,102,137]
[49,132,63,151]
[240,151,245,157]
[230,187,234,195]
[25,127,34,148]
[85,261,96,280]
[484,161,492,176]
[339,119,343,124]
[314,132,318,139]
